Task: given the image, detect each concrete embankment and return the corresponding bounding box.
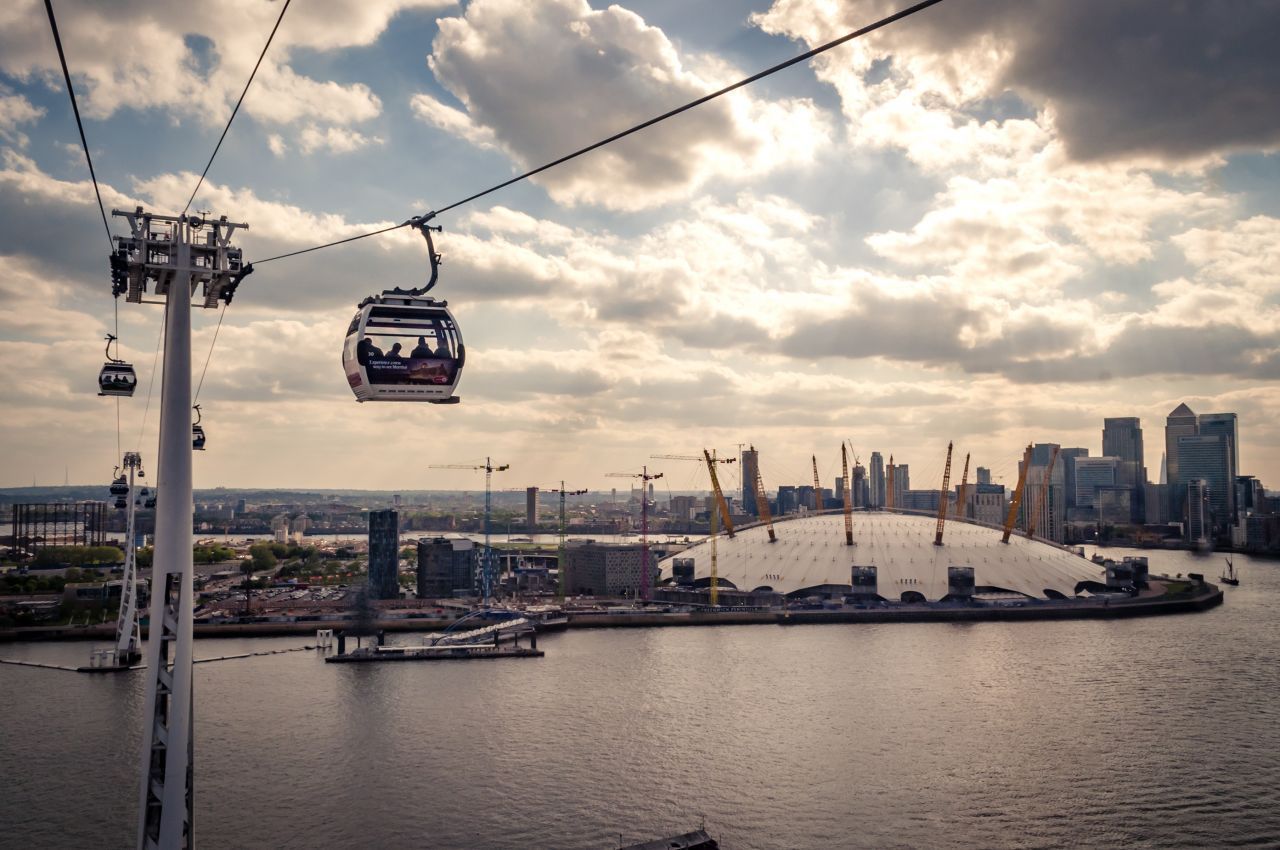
[1,583,1223,643]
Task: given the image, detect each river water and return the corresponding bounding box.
[2,548,1278,849]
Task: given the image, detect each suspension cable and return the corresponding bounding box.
[43,0,113,250]
[182,0,293,216]
[194,304,227,403]
[250,0,945,265]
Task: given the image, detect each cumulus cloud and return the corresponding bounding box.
[0,0,449,131]
[296,124,384,155]
[754,0,1280,165]
[0,90,43,146]
[420,0,831,209]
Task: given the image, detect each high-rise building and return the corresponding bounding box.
[975,467,992,486]
[1020,445,1065,542]
[367,509,400,600]
[1073,457,1119,510]
[892,464,910,509]
[797,485,816,511]
[1104,417,1146,522]
[562,542,655,597]
[526,487,539,531]
[1185,479,1210,544]
[869,452,885,508]
[973,483,1006,526]
[1059,447,1090,511]
[777,485,797,515]
[1165,403,1199,521]
[852,464,867,508]
[1177,434,1233,530]
[1198,413,1239,484]
[741,447,759,516]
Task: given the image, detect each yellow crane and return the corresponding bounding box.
[651,450,736,607]
[933,441,954,546]
[811,455,822,512]
[841,443,853,545]
[1026,445,1060,540]
[1001,445,1034,543]
[953,452,970,521]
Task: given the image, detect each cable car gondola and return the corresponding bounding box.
[342,217,465,404]
[110,471,129,509]
[192,405,206,451]
[98,334,137,397]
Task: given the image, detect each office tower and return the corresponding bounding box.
[1198,413,1239,483]
[777,485,797,515]
[526,487,539,531]
[1073,457,1118,510]
[869,452,885,508]
[393,493,402,508]
[1177,434,1233,529]
[1185,479,1210,544]
[1020,445,1065,542]
[416,537,477,598]
[1165,403,1198,521]
[741,447,759,516]
[367,509,400,600]
[852,464,867,508]
[1104,417,1146,522]
[1059,448,1089,511]
[975,467,991,486]
[797,485,816,511]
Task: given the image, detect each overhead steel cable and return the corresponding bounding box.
[251,0,946,265]
[194,305,227,403]
[182,0,293,216]
[43,0,112,250]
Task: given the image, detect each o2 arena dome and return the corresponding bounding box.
[657,512,1104,602]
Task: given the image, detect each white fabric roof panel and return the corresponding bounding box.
[656,512,1104,601]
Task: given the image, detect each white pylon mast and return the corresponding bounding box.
[113,208,249,850]
[114,451,144,663]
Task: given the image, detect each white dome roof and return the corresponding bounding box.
[657,512,1103,601]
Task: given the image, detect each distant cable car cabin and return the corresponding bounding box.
[192,405,206,451]
[98,334,137,397]
[343,217,464,404]
[110,472,129,509]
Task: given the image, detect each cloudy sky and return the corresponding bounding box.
[1,0,1278,493]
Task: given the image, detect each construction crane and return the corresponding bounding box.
[747,445,777,543]
[548,482,587,597]
[429,457,509,603]
[887,455,896,510]
[605,465,663,601]
[1026,445,1060,540]
[652,451,736,606]
[953,452,970,521]
[934,441,954,546]
[1001,445,1034,543]
[841,443,853,545]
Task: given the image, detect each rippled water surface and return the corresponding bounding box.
[2,549,1279,849]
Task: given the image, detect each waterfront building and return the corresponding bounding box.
[416,537,478,598]
[852,464,867,508]
[869,452,885,508]
[1144,483,1168,525]
[1165,403,1199,522]
[797,485,816,512]
[526,487,539,531]
[1097,486,1133,526]
[901,489,941,512]
[1103,417,1146,522]
[976,467,991,486]
[777,485,797,515]
[1177,434,1233,530]
[563,542,655,597]
[1185,479,1210,545]
[1020,445,1065,542]
[367,509,400,600]
[742,447,759,516]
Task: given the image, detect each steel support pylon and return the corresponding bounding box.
[138,224,195,850]
[114,451,143,662]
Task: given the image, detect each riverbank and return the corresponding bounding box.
[0,579,1223,642]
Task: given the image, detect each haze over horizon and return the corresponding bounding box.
[2,0,1278,492]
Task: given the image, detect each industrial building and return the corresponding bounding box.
[657,512,1102,602]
